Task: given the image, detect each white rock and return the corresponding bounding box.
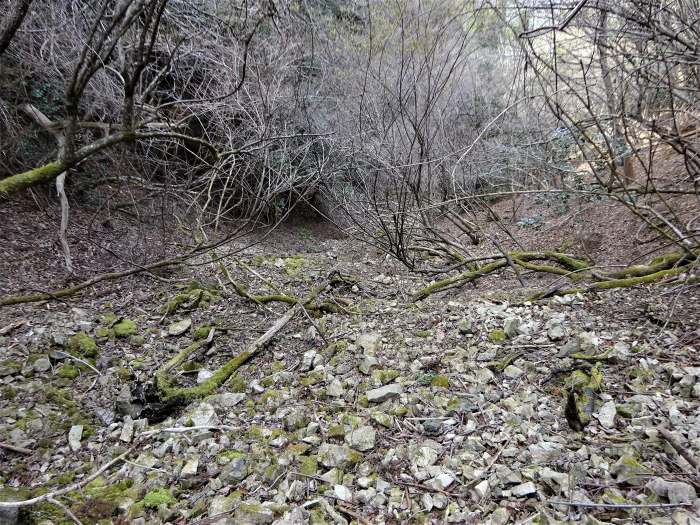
[594,400,617,429]
[181,457,199,477]
[647,477,697,504]
[512,481,537,497]
[68,425,83,452]
[333,484,353,502]
[326,378,345,397]
[196,369,213,383]
[472,479,490,499]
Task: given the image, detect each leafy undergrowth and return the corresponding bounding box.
[0,235,699,525]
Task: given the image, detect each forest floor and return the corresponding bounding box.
[1,190,699,525]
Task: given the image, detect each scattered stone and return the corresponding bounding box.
[503,365,524,379]
[300,350,317,372]
[410,446,438,468]
[356,333,381,355]
[334,484,353,502]
[512,481,537,497]
[345,425,376,451]
[326,378,345,397]
[210,392,247,408]
[647,477,697,504]
[33,357,51,373]
[594,400,617,429]
[503,317,521,338]
[220,456,248,483]
[197,369,213,383]
[366,384,402,403]
[234,503,274,524]
[359,356,379,375]
[318,443,361,468]
[181,456,199,477]
[68,425,83,452]
[120,417,135,443]
[472,479,490,499]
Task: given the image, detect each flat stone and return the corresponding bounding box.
[359,356,379,375]
[594,400,617,429]
[188,402,219,427]
[356,333,381,355]
[512,481,537,497]
[410,446,438,468]
[181,456,199,477]
[33,357,51,373]
[120,417,134,443]
[345,425,376,451]
[472,479,490,499]
[647,477,697,504]
[326,378,345,397]
[220,456,248,483]
[318,443,361,468]
[503,365,524,379]
[210,393,247,408]
[68,425,83,452]
[301,350,317,372]
[334,484,353,502]
[366,384,402,403]
[234,503,274,524]
[197,369,213,383]
[167,319,192,336]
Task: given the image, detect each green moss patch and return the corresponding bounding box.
[67,332,99,357]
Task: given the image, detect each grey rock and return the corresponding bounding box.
[366,384,402,403]
[33,357,51,373]
[594,400,617,429]
[167,318,192,336]
[188,402,220,427]
[301,350,317,372]
[285,480,305,502]
[503,365,524,379]
[120,417,134,443]
[647,477,697,504]
[326,378,345,397]
[503,317,521,338]
[512,481,537,497]
[181,456,199,477]
[333,484,353,502]
[458,318,477,335]
[283,409,309,431]
[472,479,490,499]
[358,356,379,375]
[356,333,381,355]
[209,393,247,408]
[422,419,442,436]
[410,446,438,468]
[345,425,376,451]
[220,456,248,483]
[234,503,274,524]
[68,425,83,452]
[318,443,360,468]
[272,508,307,525]
[197,369,213,383]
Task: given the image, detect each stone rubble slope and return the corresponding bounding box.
[1,251,699,525]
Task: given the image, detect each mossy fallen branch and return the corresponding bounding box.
[0,258,182,307]
[413,250,697,301]
[154,280,326,405]
[217,259,347,315]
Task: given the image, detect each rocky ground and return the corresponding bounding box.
[1,224,700,525]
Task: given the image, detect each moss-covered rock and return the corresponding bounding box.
[113,319,137,338]
[67,332,99,357]
[141,488,177,509]
[488,329,507,343]
[56,364,80,379]
[430,375,450,388]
